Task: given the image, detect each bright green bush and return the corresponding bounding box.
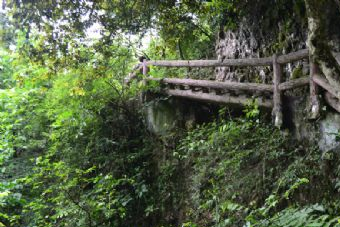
[0,37,161,227]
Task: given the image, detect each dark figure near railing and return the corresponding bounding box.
[124,56,148,85]
[139,56,148,63]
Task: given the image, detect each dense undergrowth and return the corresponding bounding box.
[0,36,162,226]
[176,109,340,227]
[1,33,340,227]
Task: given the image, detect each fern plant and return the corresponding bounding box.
[246,204,340,227]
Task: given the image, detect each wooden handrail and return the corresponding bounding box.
[147,58,272,67]
[278,77,309,91]
[325,92,340,113]
[146,49,309,68]
[127,48,340,128]
[147,78,273,92]
[277,49,309,64]
[147,77,310,92]
[165,89,273,108]
[312,74,340,100]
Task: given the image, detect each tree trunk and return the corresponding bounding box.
[305,0,340,89]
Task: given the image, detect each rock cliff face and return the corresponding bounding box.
[145,95,216,135]
[215,24,263,82]
[214,2,340,151]
[215,18,308,83]
[146,1,340,151]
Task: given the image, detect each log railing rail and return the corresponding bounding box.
[126,48,340,128]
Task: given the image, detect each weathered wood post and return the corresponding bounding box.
[142,58,149,76]
[309,58,320,119]
[325,92,340,113]
[272,54,283,128]
[141,58,149,102]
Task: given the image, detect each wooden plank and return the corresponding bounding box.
[147,58,272,67]
[165,89,273,108]
[142,59,149,75]
[277,49,309,64]
[153,77,309,92]
[325,92,340,113]
[312,74,340,100]
[140,60,149,102]
[146,78,273,92]
[272,54,283,128]
[278,77,309,91]
[146,49,309,68]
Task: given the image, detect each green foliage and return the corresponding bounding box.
[247,204,340,227]
[0,12,15,48]
[0,31,161,226]
[24,160,137,227]
[173,105,340,227]
[2,34,340,227]
[1,1,340,227]
[291,65,304,79]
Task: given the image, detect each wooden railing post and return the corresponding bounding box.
[272,54,283,128]
[142,59,149,76]
[309,58,320,119]
[140,59,149,102]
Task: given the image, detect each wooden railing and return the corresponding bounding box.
[145,49,309,67]
[126,49,340,128]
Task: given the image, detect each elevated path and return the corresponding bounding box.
[126,49,340,128]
